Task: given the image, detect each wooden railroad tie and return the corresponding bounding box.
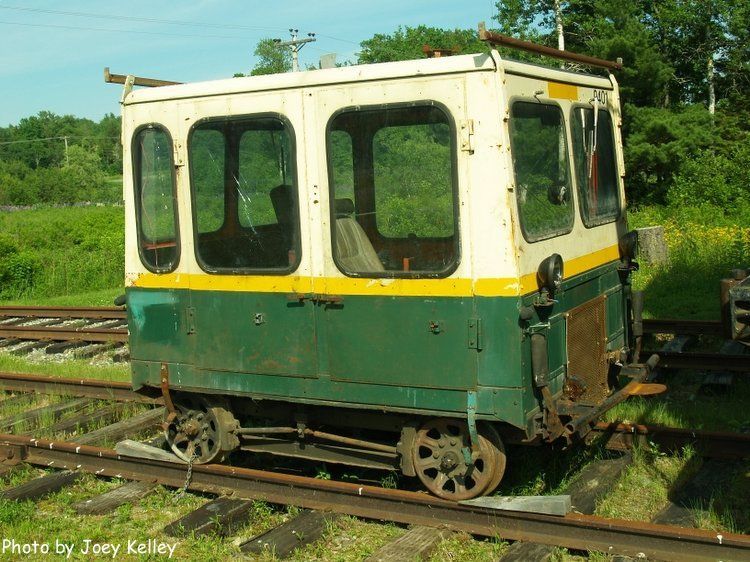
[240,510,341,558]
[164,497,255,537]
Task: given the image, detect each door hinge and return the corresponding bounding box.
[468,318,482,350]
[186,306,196,334]
[173,141,185,167]
[460,119,475,153]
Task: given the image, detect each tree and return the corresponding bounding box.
[251,38,292,76]
[358,26,485,63]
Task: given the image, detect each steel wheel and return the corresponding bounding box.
[411,418,500,501]
[165,395,239,464]
[480,422,507,495]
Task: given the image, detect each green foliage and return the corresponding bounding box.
[624,105,717,204]
[251,38,292,76]
[358,25,485,63]
[0,206,124,302]
[668,143,750,209]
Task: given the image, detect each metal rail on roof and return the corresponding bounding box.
[103,67,181,88]
[478,22,623,71]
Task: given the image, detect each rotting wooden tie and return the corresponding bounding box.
[365,525,453,562]
[240,509,340,558]
[1,470,83,501]
[74,481,158,515]
[164,497,255,537]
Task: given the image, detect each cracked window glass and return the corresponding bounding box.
[189,117,298,273]
[133,127,178,272]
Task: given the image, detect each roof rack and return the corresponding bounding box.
[477,22,622,71]
[103,67,182,88]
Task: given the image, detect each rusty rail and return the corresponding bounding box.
[595,422,750,459]
[0,325,128,343]
[0,434,747,561]
[642,318,723,336]
[0,372,157,403]
[641,350,749,372]
[0,306,126,320]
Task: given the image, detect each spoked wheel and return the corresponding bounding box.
[165,395,239,464]
[412,418,504,501]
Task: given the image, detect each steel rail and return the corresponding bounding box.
[0,372,158,403]
[642,350,749,372]
[0,306,126,320]
[594,422,750,459]
[0,325,128,343]
[642,318,723,336]
[0,434,746,561]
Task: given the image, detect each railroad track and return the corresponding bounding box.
[0,305,128,360]
[0,372,749,560]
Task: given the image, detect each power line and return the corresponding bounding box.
[0,5,286,33]
[0,20,248,40]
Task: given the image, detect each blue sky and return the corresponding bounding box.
[0,1,498,126]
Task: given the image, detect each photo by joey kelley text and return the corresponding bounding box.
[1,538,178,558]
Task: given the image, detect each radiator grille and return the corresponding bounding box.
[566,295,609,404]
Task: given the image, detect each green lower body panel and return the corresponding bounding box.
[131,360,525,425]
[127,261,631,437]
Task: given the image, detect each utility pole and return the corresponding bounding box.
[63,136,69,165]
[274,29,316,72]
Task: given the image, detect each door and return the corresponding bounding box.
[310,81,477,390]
[180,95,319,377]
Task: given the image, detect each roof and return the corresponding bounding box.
[123,51,613,107]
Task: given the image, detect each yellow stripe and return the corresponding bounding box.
[547,81,579,100]
[519,244,621,294]
[131,245,620,298]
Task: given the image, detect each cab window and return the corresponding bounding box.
[509,102,574,242]
[133,126,179,272]
[327,104,458,277]
[571,107,620,225]
[188,116,299,273]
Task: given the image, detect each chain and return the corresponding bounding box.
[173,446,196,503]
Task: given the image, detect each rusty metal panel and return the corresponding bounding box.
[565,295,608,404]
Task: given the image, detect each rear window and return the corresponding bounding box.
[571,107,620,226]
[132,126,179,272]
[509,102,574,242]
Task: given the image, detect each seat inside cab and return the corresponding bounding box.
[327,104,459,277]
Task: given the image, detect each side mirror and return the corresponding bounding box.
[619,230,638,262]
[114,294,126,307]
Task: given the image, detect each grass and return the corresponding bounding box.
[628,205,750,320]
[596,445,700,522]
[606,372,750,432]
[2,287,123,307]
[0,205,124,304]
[0,352,130,382]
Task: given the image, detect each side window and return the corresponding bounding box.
[133,126,179,272]
[327,104,458,277]
[188,116,299,273]
[509,102,574,242]
[571,107,620,225]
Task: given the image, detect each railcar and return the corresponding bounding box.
[119,32,656,500]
